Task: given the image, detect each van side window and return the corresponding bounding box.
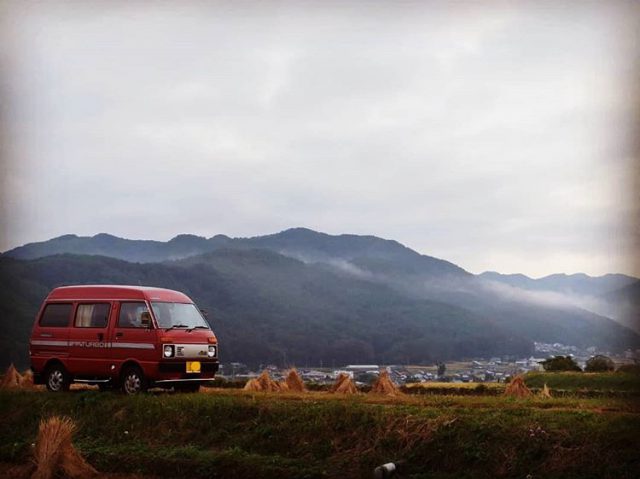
[74,303,110,328]
[40,303,73,327]
[118,302,150,328]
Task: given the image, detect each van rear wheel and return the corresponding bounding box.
[45,364,71,392]
[121,366,148,395]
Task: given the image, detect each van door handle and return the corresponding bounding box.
[115,332,124,338]
[97,333,104,341]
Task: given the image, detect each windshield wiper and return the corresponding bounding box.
[186,325,210,332]
[164,324,189,331]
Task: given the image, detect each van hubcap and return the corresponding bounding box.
[124,373,141,394]
[48,370,63,391]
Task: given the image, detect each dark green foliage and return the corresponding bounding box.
[541,356,582,372]
[585,355,615,372]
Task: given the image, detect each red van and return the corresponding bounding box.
[29,285,219,394]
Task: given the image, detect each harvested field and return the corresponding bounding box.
[0,388,638,479]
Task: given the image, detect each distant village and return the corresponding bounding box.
[219,343,640,386]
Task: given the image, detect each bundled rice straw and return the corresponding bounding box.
[540,383,552,399]
[243,378,261,391]
[1,364,22,389]
[285,368,307,392]
[504,375,533,398]
[371,370,400,396]
[32,416,97,479]
[243,370,282,392]
[20,369,34,388]
[329,373,358,394]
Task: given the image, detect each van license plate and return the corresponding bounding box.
[186,361,201,373]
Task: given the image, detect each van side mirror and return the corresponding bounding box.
[140,311,152,329]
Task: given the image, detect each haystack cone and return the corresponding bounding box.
[540,383,552,399]
[371,370,400,396]
[504,375,532,398]
[20,369,34,388]
[257,370,281,392]
[1,363,22,389]
[243,378,261,391]
[330,373,358,394]
[244,370,282,392]
[285,368,307,392]
[32,416,97,479]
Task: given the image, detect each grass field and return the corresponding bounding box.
[524,372,640,393]
[1,384,639,479]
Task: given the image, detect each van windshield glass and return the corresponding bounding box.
[151,302,210,330]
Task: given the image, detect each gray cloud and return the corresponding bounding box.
[1,1,638,277]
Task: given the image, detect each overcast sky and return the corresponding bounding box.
[1,1,638,277]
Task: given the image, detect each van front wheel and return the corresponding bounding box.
[121,366,148,395]
[45,364,71,392]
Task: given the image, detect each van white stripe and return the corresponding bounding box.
[31,340,155,350]
[110,342,155,350]
[31,340,69,347]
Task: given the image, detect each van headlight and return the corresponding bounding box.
[207,345,217,358]
[163,345,175,358]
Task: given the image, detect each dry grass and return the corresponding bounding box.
[504,375,533,398]
[32,416,97,479]
[371,370,401,396]
[540,383,552,399]
[284,369,307,392]
[329,373,358,394]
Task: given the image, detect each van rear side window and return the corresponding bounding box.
[75,303,110,328]
[40,303,73,327]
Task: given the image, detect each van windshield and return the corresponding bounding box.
[151,302,210,330]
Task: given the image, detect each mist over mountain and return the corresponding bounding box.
[1,228,638,368]
[479,271,640,333]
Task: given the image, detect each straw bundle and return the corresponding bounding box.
[285,368,307,392]
[32,416,97,479]
[330,373,358,394]
[243,370,282,392]
[371,370,400,396]
[540,383,552,399]
[504,375,532,398]
[1,364,22,389]
[243,378,262,391]
[20,369,34,388]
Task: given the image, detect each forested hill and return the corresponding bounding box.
[1,228,638,368]
[0,251,529,368]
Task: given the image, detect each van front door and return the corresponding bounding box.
[67,302,113,377]
[110,302,158,374]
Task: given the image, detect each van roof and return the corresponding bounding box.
[46,285,193,303]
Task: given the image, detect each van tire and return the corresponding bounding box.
[121,366,148,395]
[45,364,71,392]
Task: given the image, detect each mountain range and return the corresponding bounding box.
[1,228,638,368]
